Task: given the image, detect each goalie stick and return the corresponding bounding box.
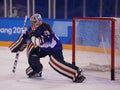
[12,16,28,73]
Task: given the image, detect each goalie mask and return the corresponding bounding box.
[30,13,42,30]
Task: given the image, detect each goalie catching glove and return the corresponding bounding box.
[31,35,44,47]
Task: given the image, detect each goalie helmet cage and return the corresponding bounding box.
[72,17,120,80]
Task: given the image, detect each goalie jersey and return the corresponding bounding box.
[9,22,62,52]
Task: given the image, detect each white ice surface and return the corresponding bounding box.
[0,47,120,90]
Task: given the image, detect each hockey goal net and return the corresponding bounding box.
[72,17,120,80]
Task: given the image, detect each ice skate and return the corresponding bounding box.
[74,75,86,83]
[29,71,42,78]
[73,69,86,83]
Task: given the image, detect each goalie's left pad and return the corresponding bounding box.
[9,35,27,52]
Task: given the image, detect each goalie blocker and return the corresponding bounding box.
[9,35,27,52]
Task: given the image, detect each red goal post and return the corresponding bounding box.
[72,17,118,80]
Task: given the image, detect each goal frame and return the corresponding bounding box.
[72,17,115,80]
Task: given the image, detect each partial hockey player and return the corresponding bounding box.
[9,13,86,83]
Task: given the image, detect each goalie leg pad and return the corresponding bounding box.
[28,54,43,74]
[25,66,42,78]
[26,66,34,76]
[49,50,85,82]
[27,42,34,58]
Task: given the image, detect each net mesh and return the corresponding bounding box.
[73,18,120,74]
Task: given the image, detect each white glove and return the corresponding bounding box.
[31,36,44,46]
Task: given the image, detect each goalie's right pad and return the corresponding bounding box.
[26,66,42,78]
[9,35,27,52]
[25,66,34,76]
